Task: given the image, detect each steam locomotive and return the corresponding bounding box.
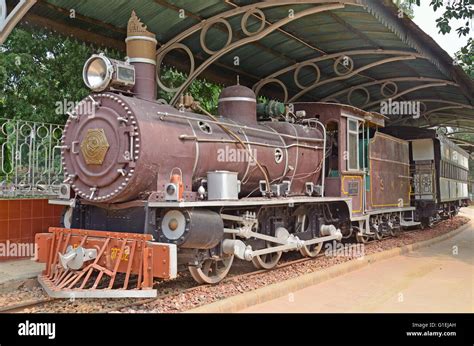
[34,12,469,297]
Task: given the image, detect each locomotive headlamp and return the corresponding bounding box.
[83,53,135,92]
[166,184,176,195]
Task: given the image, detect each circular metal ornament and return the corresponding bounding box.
[36,125,50,139]
[294,62,321,89]
[200,18,233,55]
[156,43,195,93]
[334,55,354,76]
[347,86,370,107]
[420,102,427,114]
[19,123,33,138]
[241,8,266,36]
[254,78,288,103]
[380,81,398,98]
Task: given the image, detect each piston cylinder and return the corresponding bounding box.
[158,209,224,249]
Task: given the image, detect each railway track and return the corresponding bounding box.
[0,298,56,313]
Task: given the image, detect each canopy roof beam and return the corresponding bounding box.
[163,2,352,105]
[1,0,36,45]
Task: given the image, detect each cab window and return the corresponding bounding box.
[347,118,359,171]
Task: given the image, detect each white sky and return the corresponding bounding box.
[412,1,471,57]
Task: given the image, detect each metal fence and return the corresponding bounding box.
[0,118,64,198]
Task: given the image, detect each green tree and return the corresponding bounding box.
[393,0,415,19]
[396,0,473,75]
[0,26,223,123]
[455,38,473,78]
[0,26,122,124]
[157,67,222,114]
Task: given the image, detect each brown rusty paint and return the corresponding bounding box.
[293,102,411,214]
[132,63,157,101]
[63,93,324,203]
[127,11,157,101]
[367,132,410,209]
[218,85,257,125]
[341,174,363,214]
[293,102,365,174]
[35,227,172,290]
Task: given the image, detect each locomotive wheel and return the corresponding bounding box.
[355,233,369,243]
[373,226,383,241]
[293,209,323,258]
[420,217,433,229]
[188,255,234,284]
[354,226,369,243]
[300,242,323,258]
[389,224,400,237]
[60,207,73,228]
[251,242,282,270]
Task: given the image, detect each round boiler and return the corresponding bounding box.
[62,91,324,203]
[62,92,196,203]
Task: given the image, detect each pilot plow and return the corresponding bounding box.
[35,228,177,298]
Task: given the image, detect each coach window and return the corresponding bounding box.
[347,118,359,171]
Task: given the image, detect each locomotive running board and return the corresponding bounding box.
[35,227,177,298]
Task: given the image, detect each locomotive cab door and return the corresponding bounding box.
[323,116,366,217]
[340,117,365,216]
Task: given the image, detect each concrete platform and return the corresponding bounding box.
[241,211,474,313]
[0,258,43,286]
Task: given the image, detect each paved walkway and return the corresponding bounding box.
[0,259,43,286]
[242,210,474,313]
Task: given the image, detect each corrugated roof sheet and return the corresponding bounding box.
[19,0,474,147]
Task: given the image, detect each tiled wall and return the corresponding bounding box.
[0,199,63,261]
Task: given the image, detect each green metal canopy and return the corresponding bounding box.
[8,0,474,144]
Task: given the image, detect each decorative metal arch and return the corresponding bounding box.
[287,55,419,102]
[387,100,474,126]
[253,50,425,101]
[362,82,452,110]
[446,131,474,137]
[320,77,457,103]
[448,138,474,147]
[0,0,37,45]
[154,0,365,105]
[423,106,468,118]
[255,50,423,83]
